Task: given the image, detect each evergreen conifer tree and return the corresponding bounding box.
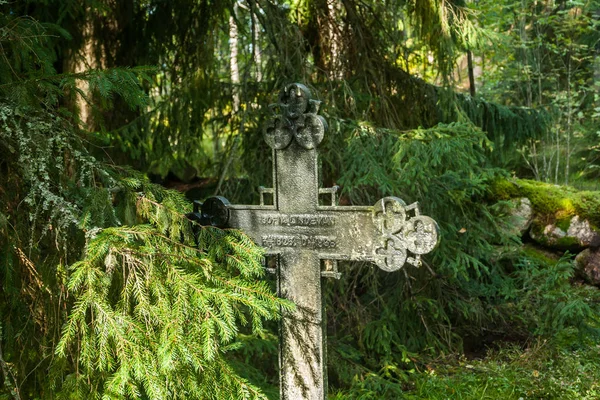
[0,7,289,398]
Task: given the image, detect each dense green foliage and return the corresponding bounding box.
[477,0,600,184]
[2,0,600,399]
[322,124,600,397]
[0,6,289,398]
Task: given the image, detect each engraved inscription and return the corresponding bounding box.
[259,214,336,227]
[261,235,337,249]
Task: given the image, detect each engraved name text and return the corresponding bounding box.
[259,214,336,227]
[261,235,337,249]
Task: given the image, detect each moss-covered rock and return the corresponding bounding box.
[490,178,600,251]
[500,197,534,237]
[566,216,600,248]
[490,178,600,226]
[529,220,582,251]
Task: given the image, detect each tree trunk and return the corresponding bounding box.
[252,10,263,82]
[467,50,475,97]
[229,4,241,113]
[64,9,98,129]
[565,54,572,185]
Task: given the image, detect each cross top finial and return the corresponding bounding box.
[264,83,328,150]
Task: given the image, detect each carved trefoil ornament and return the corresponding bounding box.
[264,83,328,150]
[372,197,439,271]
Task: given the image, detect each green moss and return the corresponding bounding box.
[489,178,600,226]
[554,236,581,251]
[577,192,600,222]
[521,244,560,266]
[488,178,519,200]
[403,340,600,400]
[518,180,576,217]
[555,218,571,232]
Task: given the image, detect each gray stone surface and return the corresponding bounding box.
[195,83,439,399]
[507,197,533,236]
[529,222,567,248]
[567,216,600,248]
[545,224,567,238]
[530,215,600,251]
[575,248,600,286]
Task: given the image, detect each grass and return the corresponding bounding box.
[405,337,600,399]
[329,333,600,399]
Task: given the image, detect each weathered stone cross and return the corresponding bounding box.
[193,83,439,399]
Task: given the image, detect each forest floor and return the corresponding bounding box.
[406,337,600,399]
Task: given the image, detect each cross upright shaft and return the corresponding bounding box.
[267,86,326,397]
[193,83,440,399]
[275,142,319,213]
[274,142,326,399]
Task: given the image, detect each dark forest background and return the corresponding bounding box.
[2,0,600,398]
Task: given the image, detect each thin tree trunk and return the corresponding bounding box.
[328,0,342,79]
[252,11,262,82]
[229,4,240,113]
[555,93,561,184]
[216,3,242,195]
[467,50,475,97]
[66,9,98,129]
[537,49,549,181]
[212,107,219,159]
[519,0,538,177]
[566,54,572,185]
[480,53,485,90]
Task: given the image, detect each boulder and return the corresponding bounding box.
[506,197,533,236]
[575,248,600,286]
[567,216,600,248]
[530,215,600,251]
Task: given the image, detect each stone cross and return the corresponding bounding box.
[192,83,439,399]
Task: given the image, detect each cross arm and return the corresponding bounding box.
[223,197,439,273]
[317,199,439,272]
